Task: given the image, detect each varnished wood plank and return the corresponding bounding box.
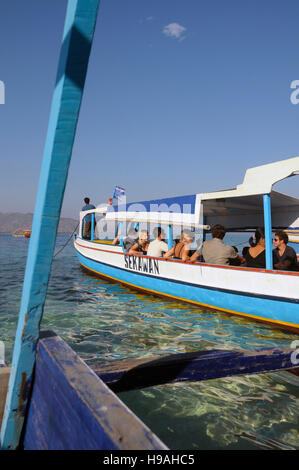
[23,334,167,450]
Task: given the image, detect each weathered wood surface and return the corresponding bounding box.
[0,369,10,427]
[93,347,298,393]
[23,333,167,450]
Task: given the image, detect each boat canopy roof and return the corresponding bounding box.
[104,193,202,227]
[201,156,299,230]
[81,157,299,230]
[201,156,299,200]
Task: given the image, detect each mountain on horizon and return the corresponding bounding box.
[0,212,78,233]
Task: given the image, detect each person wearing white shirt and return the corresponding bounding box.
[147,227,168,258]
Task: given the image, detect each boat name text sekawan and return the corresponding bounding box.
[124,255,160,274]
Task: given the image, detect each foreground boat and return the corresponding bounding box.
[0,331,297,450]
[75,157,299,333]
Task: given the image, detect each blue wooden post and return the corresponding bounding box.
[0,0,100,450]
[263,194,273,270]
[118,222,124,249]
[81,216,85,238]
[167,224,173,250]
[91,213,95,242]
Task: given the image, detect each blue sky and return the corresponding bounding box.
[1,0,299,218]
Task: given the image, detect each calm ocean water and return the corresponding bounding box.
[0,233,298,450]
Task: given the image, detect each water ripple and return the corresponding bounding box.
[0,234,298,450]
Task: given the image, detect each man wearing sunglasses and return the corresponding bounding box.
[273,230,299,271]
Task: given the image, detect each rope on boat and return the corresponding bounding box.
[53,222,79,258]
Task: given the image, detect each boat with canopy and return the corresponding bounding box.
[74,156,299,333]
[12,229,31,238]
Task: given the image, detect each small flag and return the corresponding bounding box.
[112,186,126,200]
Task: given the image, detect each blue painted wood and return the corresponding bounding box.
[91,213,95,242]
[116,221,123,249]
[94,347,298,393]
[167,224,173,250]
[23,333,167,450]
[263,194,273,270]
[110,194,197,214]
[0,0,101,450]
[81,216,84,238]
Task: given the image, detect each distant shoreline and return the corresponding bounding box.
[0,212,78,234]
[0,232,75,235]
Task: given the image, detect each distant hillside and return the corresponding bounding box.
[0,213,78,233]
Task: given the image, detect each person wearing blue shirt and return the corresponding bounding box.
[82,197,95,239]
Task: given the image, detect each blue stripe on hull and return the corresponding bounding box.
[75,251,299,329]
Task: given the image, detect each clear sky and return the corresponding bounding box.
[1,0,299,219]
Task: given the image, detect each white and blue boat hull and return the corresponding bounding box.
[74,238,299,333]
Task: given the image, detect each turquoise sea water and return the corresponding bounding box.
[0,233,298,450]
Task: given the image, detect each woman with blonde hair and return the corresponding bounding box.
[129,230,149,255]
[164,230,194,262]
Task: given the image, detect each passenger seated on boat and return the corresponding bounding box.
[245,227,269,268]
[112,228,138,251]
[164,230,194,262]
[190,224,242,265]
[129,230,149,255]
[124,228,139,252]
[147,227,168,258]
[273,230,299,271]
[240,246,250,265]
[112,233,121,245]
[242,246,250,258]
[228,246,242,266]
